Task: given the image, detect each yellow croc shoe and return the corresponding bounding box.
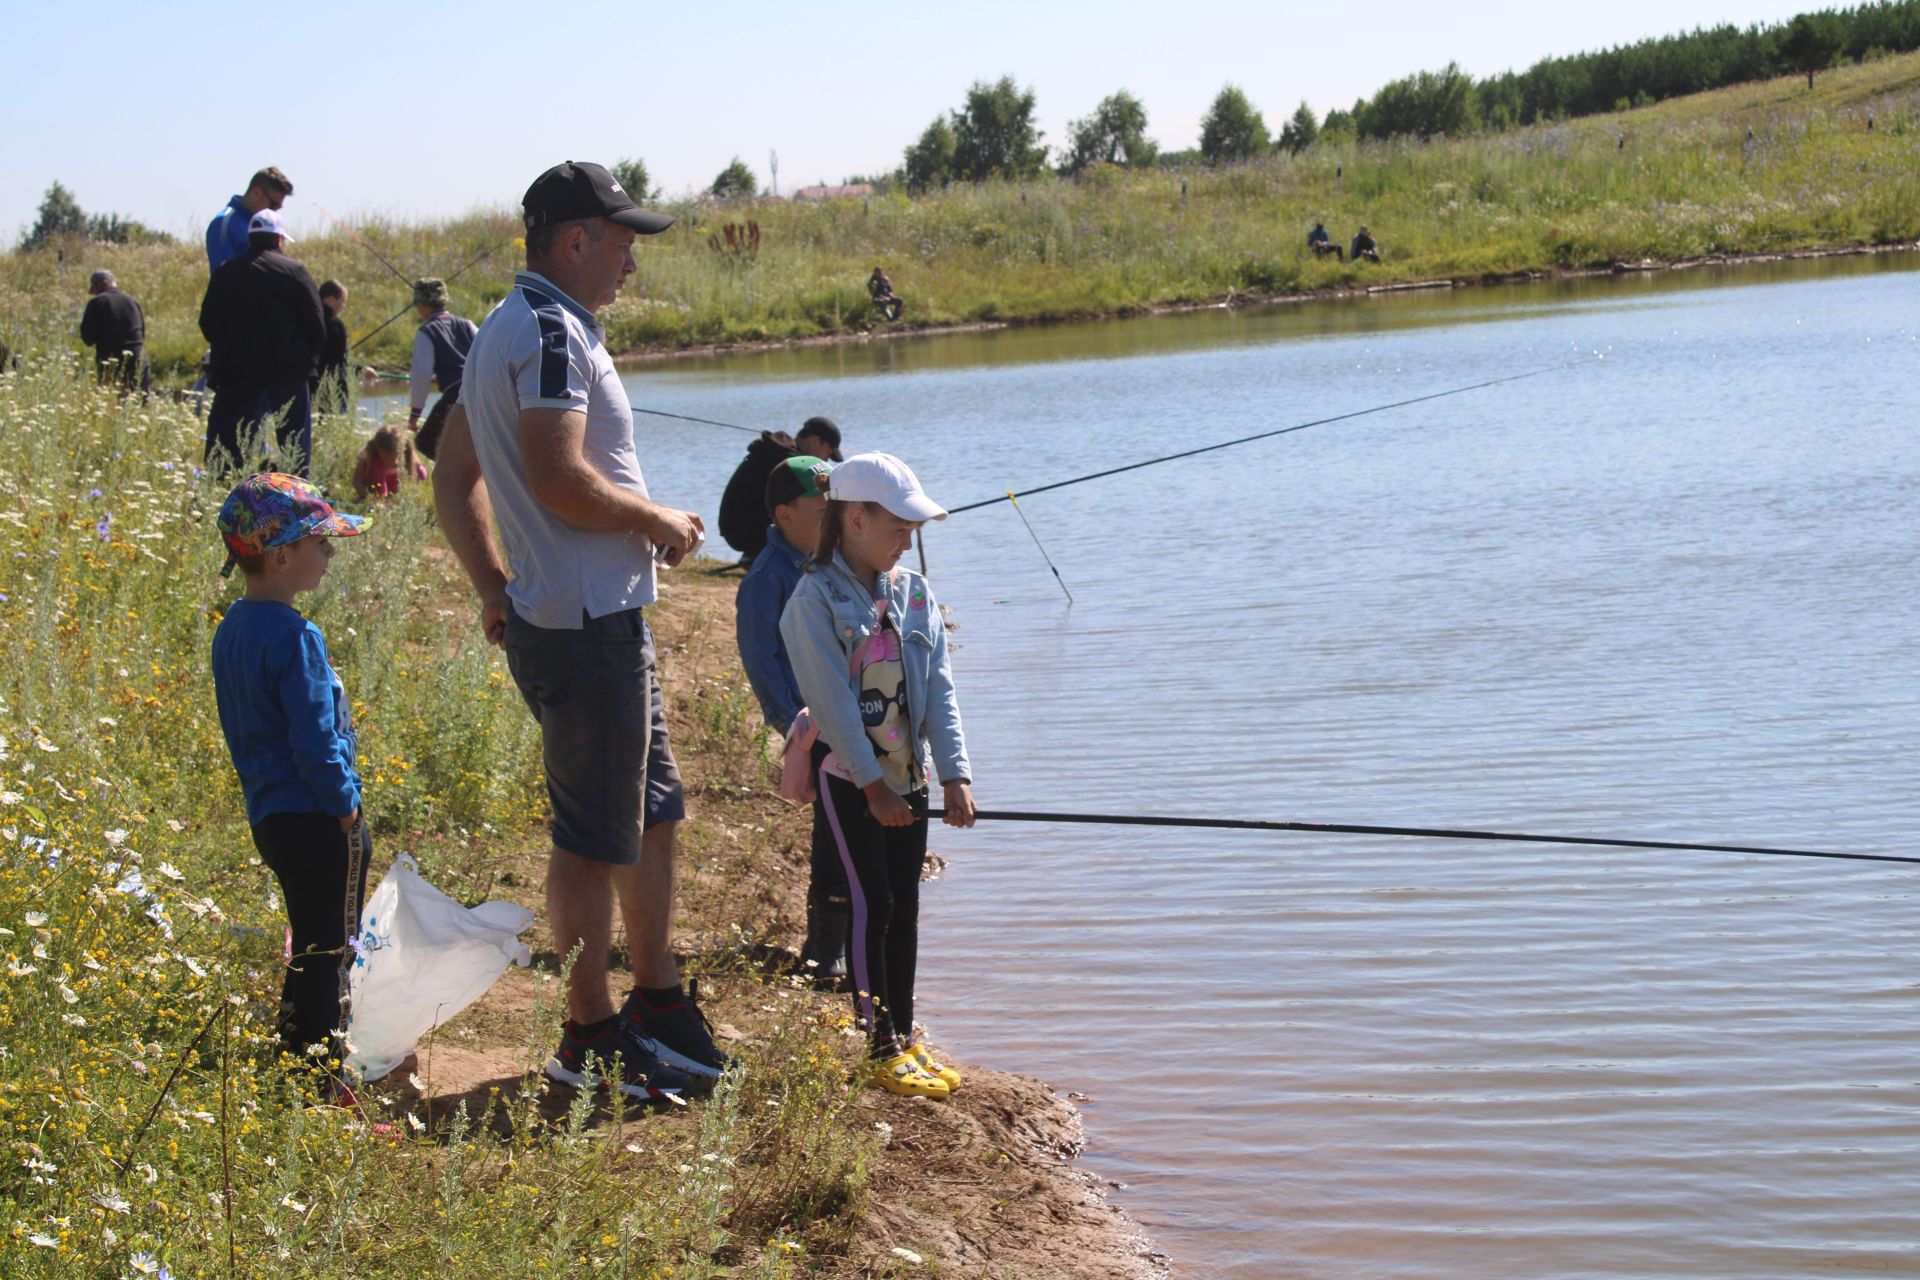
[906,1043,963,1093]
[870,1051,951,1099]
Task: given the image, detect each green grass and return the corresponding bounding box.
[3,52,1918,381]
[0,360,881,1277]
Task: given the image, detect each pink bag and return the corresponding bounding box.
[780,708,820,804]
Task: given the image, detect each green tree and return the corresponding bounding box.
[610,157,654,201]
[1356,63,1475,139]
[952,76,1049,181]
[708,157,757,199]
[1059,89,1157,174]
[1198,85,1269,164]
[83,213,170,246]
[1777,12,1843,90]
[903,116,957,192]
[24,181,85,250]
[1277,101,1319,154]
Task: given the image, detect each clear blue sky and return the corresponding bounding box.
[4,0,1812,245]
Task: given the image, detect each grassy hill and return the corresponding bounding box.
[3,51,1917,377]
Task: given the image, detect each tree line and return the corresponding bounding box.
[878,1,1920,187]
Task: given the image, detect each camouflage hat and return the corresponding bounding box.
[411,278,449,308]
[216,472,367,576]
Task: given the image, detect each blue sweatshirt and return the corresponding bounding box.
[211,599,361,825]
[205,196,251,273]
[735,523,809,731]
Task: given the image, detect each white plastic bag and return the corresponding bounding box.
[345,854,534,1082]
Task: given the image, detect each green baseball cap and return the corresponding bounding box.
[765,455,833,515]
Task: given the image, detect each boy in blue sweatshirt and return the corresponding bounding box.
[734,456,851,981]
[210,473,368,1079]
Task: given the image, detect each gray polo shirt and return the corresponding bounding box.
[463,270,656,629]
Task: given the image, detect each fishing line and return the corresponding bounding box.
[633,406,762,434]
[310,201,413,288]
[945,361,1579,515]
[1006,491,1072,603]
[925,808,1919,868]
[349,242,504,355]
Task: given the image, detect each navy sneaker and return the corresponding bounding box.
[619,980,732,1079]
[546,1019,694,1102]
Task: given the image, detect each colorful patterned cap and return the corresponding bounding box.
[411,277,448,308]
[216,472,366,576]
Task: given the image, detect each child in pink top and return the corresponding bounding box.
[351,424,427,500]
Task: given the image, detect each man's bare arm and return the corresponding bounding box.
[519,407,703,561]
[430,404,510,647]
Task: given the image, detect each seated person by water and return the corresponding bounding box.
[1350,225,1381,264]
[868,266,903,320]
[1307,222,1344,262]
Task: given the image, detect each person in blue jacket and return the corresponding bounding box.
[779,452,977,1099]
[206,167,293,272]
[735,455,850,981]
[210,473,368,1094]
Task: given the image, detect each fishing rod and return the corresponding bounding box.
[633,406,761,434]
[924,809,1920,868]
[945,362,1576,515]
[349,242,505,354]
[310,202,413,288]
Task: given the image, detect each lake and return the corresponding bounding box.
[392,253,1920,1278]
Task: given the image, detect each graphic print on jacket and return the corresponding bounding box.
[858,601,920,795]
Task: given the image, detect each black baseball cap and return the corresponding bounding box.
[522,161,674,235]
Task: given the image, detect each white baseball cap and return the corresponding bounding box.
[825,452,947,522]
[247,209,293,241]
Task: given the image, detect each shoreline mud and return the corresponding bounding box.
[389,562,1169,1279]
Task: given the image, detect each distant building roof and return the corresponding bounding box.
[791,183,874,202]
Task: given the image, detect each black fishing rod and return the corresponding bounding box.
[925,809,1919,868]
[349,242,505,354]
[945,362,1575,515]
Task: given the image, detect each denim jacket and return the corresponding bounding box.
[735,523,808,731]
[779,553,970,793]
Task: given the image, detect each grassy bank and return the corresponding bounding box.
[4,53,1917,380]
[0,357,1157,1278]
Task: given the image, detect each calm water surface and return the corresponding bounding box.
[430,257,1920,1278]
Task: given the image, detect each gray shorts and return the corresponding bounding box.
[505,605,686,864]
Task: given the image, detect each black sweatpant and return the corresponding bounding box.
[250,812,370,1062]
[812,742,927,1057]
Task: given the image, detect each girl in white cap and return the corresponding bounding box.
[779,452,977,1098]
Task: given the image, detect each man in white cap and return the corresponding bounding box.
[197,209,326,475]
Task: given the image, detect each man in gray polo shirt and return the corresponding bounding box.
[435,161,722,1101]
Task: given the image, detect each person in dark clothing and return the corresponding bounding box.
[198,210,327,476]
[311,280,352,417]
[719,431,799,562]
[718,417,845,563]
[79,270,151,394]
[1307,222,1344,262]
[1350,225,1381,264]
[867,266,902,321]
[405,279,477,460]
